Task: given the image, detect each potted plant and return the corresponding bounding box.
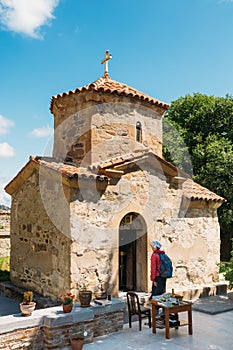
[70,330,87,350]
[94,284,107,300]
[70,335,85,350]
[60,291,75,313]
[78,284,92,308]
[20,291,36,316]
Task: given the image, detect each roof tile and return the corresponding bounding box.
[32,156,108,182]
[183,179,226,203]
[50,75,169,112]
[91,151,225,203]
[5,154,225,204]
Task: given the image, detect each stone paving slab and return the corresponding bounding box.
[65,308,233,350]
[192,293,233,315]
[1,292,233,349]
[0,294,20,316]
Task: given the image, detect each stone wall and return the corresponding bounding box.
[69,166,221,295]
[9,158,221,300]
[52,92,163,164]
[0,210,10,231]
[0,234,10,257]
[0,210,10,257]
[69,168,155,294]
[10,171,71,300]
[0,299,125,350]
[159,207,221,292]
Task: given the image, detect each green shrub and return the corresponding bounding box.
[0,256,10,281]
[219,239,233,289]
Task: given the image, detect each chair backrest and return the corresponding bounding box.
[126,292,141,314]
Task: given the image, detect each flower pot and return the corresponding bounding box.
[70,336,84,350]
[79,291,92,308]
[62,303,73,313]
[94,290,107,300]
[20,302,36,316]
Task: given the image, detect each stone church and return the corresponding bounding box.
[5,53,225,300]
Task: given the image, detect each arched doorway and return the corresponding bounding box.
[119,213,147,291]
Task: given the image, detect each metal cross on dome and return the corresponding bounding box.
[101,50,112,76]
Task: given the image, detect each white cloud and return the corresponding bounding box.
[0,115,14,135]
[0,142,15,157]
[0,178,11,207]
[29,125,53,138]
[0,0,59,39]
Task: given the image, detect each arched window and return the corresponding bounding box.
[136,121,142,142]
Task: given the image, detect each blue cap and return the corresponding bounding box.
[151,240,161,249]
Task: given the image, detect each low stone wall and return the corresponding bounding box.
[0,299,125,350]
[0,210,10,257]
[0,233,10,257]
[0,211,10,230]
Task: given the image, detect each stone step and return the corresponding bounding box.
[118,281,229,307]
[0,281,59,309]
[173,281,229,301]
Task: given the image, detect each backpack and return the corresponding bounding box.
[155,252,173,278]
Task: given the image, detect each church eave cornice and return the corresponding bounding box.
[185,198,225,209]
[50,76,169,114]
[4,156,109,195]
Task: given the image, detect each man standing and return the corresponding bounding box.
[150,240,167,297]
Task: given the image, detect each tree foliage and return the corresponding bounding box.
[219,239,233,289]
[163,93,233,260]
[192,135,233,226]
[0,204,10,210]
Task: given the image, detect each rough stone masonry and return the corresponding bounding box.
[4,73,226,301]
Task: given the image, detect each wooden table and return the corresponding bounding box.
[151,299,193,339]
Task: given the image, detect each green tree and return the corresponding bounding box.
[163,93,233,261]
[0,205,10,210]
[219,239,233,289]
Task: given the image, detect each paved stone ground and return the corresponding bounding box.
[1,292,233,349]
[67,308,233,350]
[0,293,20,316]
[192,292,233,314]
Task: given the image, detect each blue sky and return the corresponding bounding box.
[1,0,233,206]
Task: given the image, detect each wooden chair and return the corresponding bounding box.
[126,291,151,331]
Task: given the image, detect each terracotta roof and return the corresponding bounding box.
[5,156,108,195]
[5,154,225,204]
[183,179,226,203]
[91,149,188,178]
[50,74,169,112]
[91,150,225,203]
[31,156,108,182]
